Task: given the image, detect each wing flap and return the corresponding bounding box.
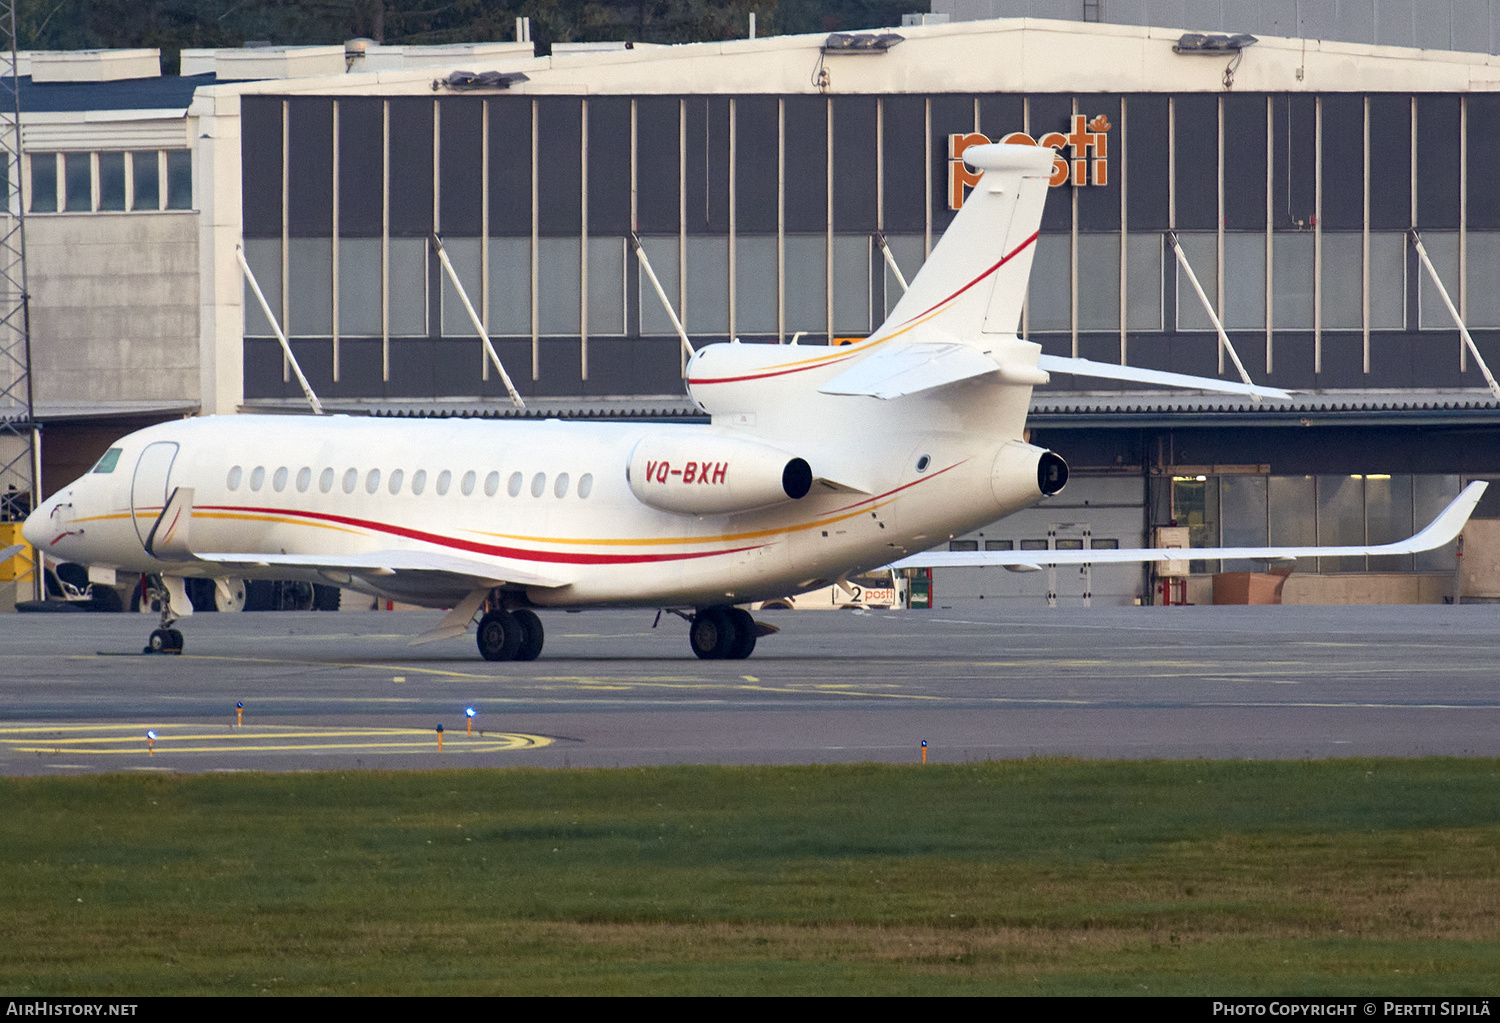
[888,481,1486,570]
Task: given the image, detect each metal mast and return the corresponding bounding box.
[0,0,36,600]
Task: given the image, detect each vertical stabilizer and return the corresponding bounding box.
[875,143,1054,344]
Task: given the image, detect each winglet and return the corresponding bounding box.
[1399,480,1487,554]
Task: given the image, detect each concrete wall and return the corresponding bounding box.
[28,212,199,405]
[1280,573,1455,605]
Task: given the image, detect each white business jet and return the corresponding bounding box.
[16,144,1485,660]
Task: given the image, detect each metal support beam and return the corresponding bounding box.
[1169,231,1262,404]
[876,231,909,293]
[431,234,525,409]
[630,233,695,359]
[1411,229,1500,401]
[236,244,325,416]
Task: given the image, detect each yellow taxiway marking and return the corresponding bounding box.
[0,723,552,756]
[62,653,498,681]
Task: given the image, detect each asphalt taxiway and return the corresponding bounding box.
[2,604,1499,774]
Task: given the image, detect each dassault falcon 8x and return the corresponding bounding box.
[16,144,1485,659]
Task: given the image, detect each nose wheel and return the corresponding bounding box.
[141,576,185,655]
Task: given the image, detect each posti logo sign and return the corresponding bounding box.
[948,114,1112,210]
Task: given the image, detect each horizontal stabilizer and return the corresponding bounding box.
[819,341,1001,399]
[1036,355,1292,401]
[888,481,1486,570]
[194,549,571,589]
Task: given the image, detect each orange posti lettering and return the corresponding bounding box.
[949,115,1112,210]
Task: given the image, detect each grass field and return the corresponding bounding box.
[2,759,1498,995]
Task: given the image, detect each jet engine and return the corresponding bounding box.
[628,434,813,515]
[990,441,1068,508]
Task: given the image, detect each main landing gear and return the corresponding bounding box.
[476,608,544,662]
[141,577,183,655]
[689,606,758,660]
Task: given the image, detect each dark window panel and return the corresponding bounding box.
[1223,93,1267,231]
[537,96,582,237]
[635,96,680,234]
[287,97,333,237]
[588,95,631,236]
[978,93,1024,139]
[99,151,125,211]
[479,339,536,399]
[1075,94,1121,232]
[684,97,730,235]
[1173,93,1217,230]
[388,97,434,238]
[833,94,878,232]
[439,97,483,236]
[1273,94,1318,230]
[488,97,531,237]
[1320,93,1364,230]
[783,95,826,232]
[432,339,484,396]
[928,93,974,235]
[883,95,925,233]
[166,150,192,210]
[1469,95,1500,229]
[63,152,89,211]
[331,338,383,398]
[735,95,778,235]
[1029,94,1075,233]
[241,96,282,238]
[1125,93,1169,230]
[1369,94,1410,230]
[535,339,583,396]
[338,98,382,238]
[242,339,291,399]
[385,338,436,397]
[130,151,157,212]
[1417,94,1461,229]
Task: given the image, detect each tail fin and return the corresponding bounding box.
[874,143,1054,345]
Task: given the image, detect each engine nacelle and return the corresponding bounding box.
[991,441,1068,509]
[628,434,812,515]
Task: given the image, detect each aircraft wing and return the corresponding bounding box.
[193,549,572,589]
[1036,355,1293,401]
[887,481,1486,570]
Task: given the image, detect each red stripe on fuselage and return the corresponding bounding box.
[888,230,1040,331]
[197,505,767,566]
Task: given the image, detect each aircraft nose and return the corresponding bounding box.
[20,496,49,548]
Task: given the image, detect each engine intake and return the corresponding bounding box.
[629,434,812,515]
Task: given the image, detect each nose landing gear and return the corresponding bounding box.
[141,577,184,655]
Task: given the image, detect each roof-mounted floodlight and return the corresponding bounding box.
[1173,32,1257,54]
[433,70,529,91]
[822,32,904,54]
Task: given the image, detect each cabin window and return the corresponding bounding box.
[578,473,593,499]
[530,472,546,498]
[272,467,288,492]
[484,471,500,497]
[436,470,452,496]
[507,471,523,497]
[226,465,242,489]
[554,473,570,498]
[319,467,335,493]
[389,469,404,495]
[93,448,123,474]
[250,466,265,491]
[296,467,311,492]
[461,470,477,496]
[342,468,358,494]
[411,469,427,495]
[365,469,381,495]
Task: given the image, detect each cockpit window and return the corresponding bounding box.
[92,448,123,474]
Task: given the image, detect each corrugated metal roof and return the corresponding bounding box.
[1029,388,1500,426]
[240,396,707,421]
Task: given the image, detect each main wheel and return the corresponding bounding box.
[728,608,757,659]
[689,608,738,660]
[476,609,522,661]
[512,609,544,661]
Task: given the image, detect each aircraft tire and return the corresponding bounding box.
[512,609,544,661]
[728,608,757,659]
[146,628,177,654]
[689,607,738,660]
[476,610,522,661]
[167,629,184,653]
